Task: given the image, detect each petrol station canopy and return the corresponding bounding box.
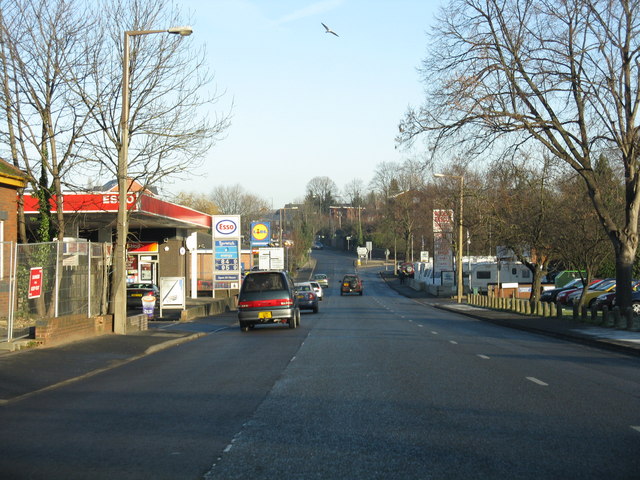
[22,191,212,231]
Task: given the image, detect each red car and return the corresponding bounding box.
[556,279,602,305]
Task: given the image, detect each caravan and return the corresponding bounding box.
[470,261,532,293]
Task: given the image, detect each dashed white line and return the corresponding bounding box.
[632,426,640,433]
[526,377,548,386]
[449,340,458,345]
[431,331,438,335]
[477,354,490,360]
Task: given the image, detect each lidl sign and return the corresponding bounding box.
[251,221,271,246]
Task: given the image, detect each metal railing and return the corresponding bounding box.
[0,241,111,342]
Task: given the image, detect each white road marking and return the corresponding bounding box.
[449,340,458,345]
[223,444,233,453]
[477,354,490,360]
[631,426,640,433]
[526,377,548,386]
[431,331,438,335]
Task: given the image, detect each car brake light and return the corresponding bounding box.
[239,298,293,308]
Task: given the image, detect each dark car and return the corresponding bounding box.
[294,282,319,313]
[340,274,363,295]
[126,283,159,308]
[540,278,586,303]
[237,271,300,332]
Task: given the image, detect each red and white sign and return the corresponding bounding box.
[213,216,240,238]
[28,267,43,299]
[22,192,212,228]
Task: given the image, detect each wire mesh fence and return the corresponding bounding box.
[0,241,111,342]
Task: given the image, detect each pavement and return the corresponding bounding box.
[380,270,640,357]
[0,264,638,407]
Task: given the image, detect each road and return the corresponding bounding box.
[0,249,639,479]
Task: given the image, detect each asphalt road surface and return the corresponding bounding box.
[0,249,638,479]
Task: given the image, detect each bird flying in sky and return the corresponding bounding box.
[321,22,339,37]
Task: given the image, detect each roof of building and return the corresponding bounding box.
[0,158,28,188]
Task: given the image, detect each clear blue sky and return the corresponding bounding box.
[169,0,441,208]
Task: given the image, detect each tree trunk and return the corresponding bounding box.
[613,239,636,311]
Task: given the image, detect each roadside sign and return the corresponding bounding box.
[259,247,284,270]
[28,267,43,299]
[251,221,271,246]
[159,276,185,317]
[212,215,241,293]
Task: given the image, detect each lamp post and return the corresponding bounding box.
[113,26,193,334]
[434,173,464,303]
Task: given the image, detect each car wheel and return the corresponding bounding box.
[313,304,319,313]
[632,302,640,316]
[289,315,297,329]
[240,322,249,333]
[359,290,363,296]
[297,310,301,326]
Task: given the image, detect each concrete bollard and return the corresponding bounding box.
[572,304,579,321]
[550,302,556,317]
[602,306,609,327]
[590,305,598,324]
[611,307,620,328]
[542,302,550,317]
[581,305,588,322]
[524,301,531,315]
[624,308,633,330]
[556,302,563,318]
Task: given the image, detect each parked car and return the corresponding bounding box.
[591,291,617,311]
[309,281,323,300]
[237,271,300,332]
[540,278,586,303]
[294,283,319,313]
[556,279,603,305]
[313,273,329,288]
[607,280,640,313]
[566,278,616,307]
[312,241,324,249]
[126,283,159,308]
[340,274,363,295]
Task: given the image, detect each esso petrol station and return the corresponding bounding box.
[22,181,215,295]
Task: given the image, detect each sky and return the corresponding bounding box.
[167,0,442,208]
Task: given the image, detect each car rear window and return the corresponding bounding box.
[243,273,286,292]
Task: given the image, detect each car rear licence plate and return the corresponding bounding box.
[132,293,142,297]
[259,311,272,319]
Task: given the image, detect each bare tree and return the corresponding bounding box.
[172,191,219,215]
[398,0,640,309]
[0,0,96,242]
[305,176,338,214]
[483,155,557,304]
[76,0,230,193]
[550,161,616,307]
[209,184,271,245]
[343,178,365,245]
[370,161,401,200]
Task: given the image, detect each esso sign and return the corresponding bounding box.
[215,219,238,236]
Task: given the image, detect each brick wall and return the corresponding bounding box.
[35,314,113,347]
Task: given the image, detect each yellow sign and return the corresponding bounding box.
[252,223,269,241]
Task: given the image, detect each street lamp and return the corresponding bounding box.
[113,26,193,334]
[434,173,464,304]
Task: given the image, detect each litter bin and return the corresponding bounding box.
[141,294,156,319]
